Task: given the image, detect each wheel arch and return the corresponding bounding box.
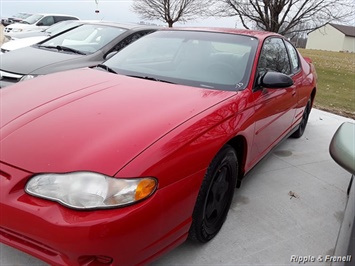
[226,135,247,188]
[310,87,316,107]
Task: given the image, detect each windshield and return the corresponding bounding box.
[14,12,32,19]
[39,24,127,54]
[45,21,80,36]
[104,30,258,91]
[22,14,43,24]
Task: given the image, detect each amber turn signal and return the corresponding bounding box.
[135,178,157,200]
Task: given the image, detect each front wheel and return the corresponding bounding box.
[188,145,238,243]
[291,97,312,138]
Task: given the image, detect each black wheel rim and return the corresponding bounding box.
[204,161,233,235]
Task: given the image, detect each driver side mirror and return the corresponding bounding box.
[257,71,294,89]
[37,22,44,26]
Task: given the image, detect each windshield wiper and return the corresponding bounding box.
[96,64,117,74]
[127,75,175,84]
[56,45,86,55]
[38,45,86,55]
[38,45,57,49]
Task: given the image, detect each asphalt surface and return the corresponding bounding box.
[0,108,354,266]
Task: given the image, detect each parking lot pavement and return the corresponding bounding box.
[0,108,353,266]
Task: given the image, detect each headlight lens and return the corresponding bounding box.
[11,28,23,32]
[25,172,158,210]
[20,74,38,81]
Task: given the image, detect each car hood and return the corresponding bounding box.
[1,36,47,51]
[0,46,93,75]
[0,68,234,175]
[5,23,40,30]
[10,31,47,39]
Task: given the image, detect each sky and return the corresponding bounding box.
[0,0,239,28]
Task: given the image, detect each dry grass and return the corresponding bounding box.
[298,48,355,119]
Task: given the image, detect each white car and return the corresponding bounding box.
[1,20,85,53]
[1,36,46,54]
[3,13,79,39]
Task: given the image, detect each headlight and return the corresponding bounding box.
[25,172,158,210]
[20,74,39,81]
[11,28,23,32]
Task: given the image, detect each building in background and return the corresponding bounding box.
[306,23,355,52]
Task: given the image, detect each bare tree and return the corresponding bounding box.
[216,0,355,35]
[132,0,214,27]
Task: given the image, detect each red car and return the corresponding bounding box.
[0,28,316,265]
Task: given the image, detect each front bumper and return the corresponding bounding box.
[1,20,11,27]
[0,162,199,265]
[3,27,19,39]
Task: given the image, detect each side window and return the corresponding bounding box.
[285,41,300,74]
[54,16,77,23]
[112,30,155,52]
[258,38,291,75]
[38,16,55,26]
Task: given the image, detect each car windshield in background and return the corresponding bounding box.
[45,21,80,36]
[105,30,258,91]
[38,24,127,55]
[14,12,32,19]
[21,14,43,24]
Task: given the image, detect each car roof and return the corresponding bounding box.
[30,13,79,18]
[161,27,282,41]
[74,21,160,30]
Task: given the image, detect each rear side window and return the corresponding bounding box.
[54,16,78,23]
[285,41,300,74]
[38,16,54,26]
[258,37,291,75]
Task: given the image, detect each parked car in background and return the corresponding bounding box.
[0,22,157,87]
[7,19,88,40]
[1,20,88,53]
[1,12,32,26]
[0,36,48,54]
[3,13,79,39]
[0,28,317,265]
[329,122,355,266]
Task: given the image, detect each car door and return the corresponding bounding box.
[284,40,310,126]
[252,37,298,157]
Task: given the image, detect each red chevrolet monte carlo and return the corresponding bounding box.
[0,28,316,265]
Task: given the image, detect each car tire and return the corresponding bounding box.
[291,97,312,138]
[188,144,238,243]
